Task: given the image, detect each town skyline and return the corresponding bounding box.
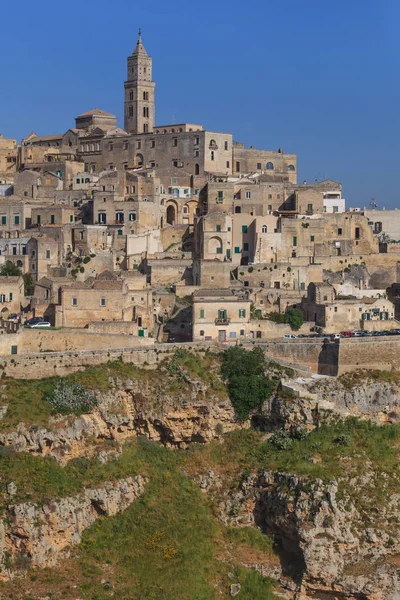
[2,0,400,208]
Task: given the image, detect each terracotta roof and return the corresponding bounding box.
[77,108,116,118]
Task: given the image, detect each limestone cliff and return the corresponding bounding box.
[0,374,239,462]
[0,475,147,579]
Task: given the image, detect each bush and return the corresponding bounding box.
[46,380,98,415]
[0,261,22,276]
[221,346,276,421]
[270,429,293,450]
[79,266,85,273]
[248,266,254,273]
[83,256,91,264]
[286,308,304,331]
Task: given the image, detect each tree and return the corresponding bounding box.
[221,346,276,421]
[0,261,22,276]
[286,308,304,331]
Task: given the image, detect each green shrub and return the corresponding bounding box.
[221,346,275,421]
[83,256,91,264]
[46,380,98,415]
[270,429,293,450]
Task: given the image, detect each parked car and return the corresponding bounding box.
[283,334,297,339]
[341,331,352,337]
[330,333,343,340]
[28,321,51,328]
[25,317,44,326]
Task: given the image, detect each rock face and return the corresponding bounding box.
[306,375,400,422]
[215,471,400,599]
[0,475,147,578]
[0,376,239,462]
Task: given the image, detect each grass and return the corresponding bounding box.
[185,419,400,510]
[0,437,280,600]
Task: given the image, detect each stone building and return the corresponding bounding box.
[192,288,251,342]
[0,135,18,181]
[301,282,396,332]
[0,276,24,316]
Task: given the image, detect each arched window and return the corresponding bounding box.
[85,178,90,183]
[143,124,148,133]
[135,154,143,166]
[183,205,189,214]
[208,236,223,255]
[266,162,274,170]
[235,206,241,214]
[209,139,216,148]
[262,225,267,233]
[195,163,200,175]
[288,164,295,171]
[115,212,124,223]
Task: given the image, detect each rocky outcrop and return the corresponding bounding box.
[0,375,239,462]
[0,475,147,579]
[212,470,400,599]
[306,375,400,422]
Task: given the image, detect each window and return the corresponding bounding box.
[261,225,267,233]
[224,141,228,150]
[266,162,274,170]
[310,235,315,242]
[50,214,55,224]
[227,226,231,231]
[129,106,133,117]
[124,142,129,150]
[338,228,342,235]
[226,161,230,168]
[236,161,240,172]
[216,224,221,232]
[173,138,178,147]
[9,293,12,301]
[246,191,251,199]
[216,247,222,254]
[46,250,50,259]
[277,194,281,199]
[76,178,80,184]
[14,215,19,225]
[143,107,149,118]
[195,164,200,175]
[109,143,113,151]
[143,91,149,100]
[116,212,124,223]
[72,297,78,306]
[98,213,106,224]
[200,309,205,318]
[129,212,136,221]
[293,236,297,247]
[1,216,6,225]
[242,225,248,233]
[12,246,16,255]
[143,124,148,133]
[257,163,262,170]
[288,164,295,171]
[118,230,123,236]
[355,227,360,239]
[151,140,155,148]
[234,247,240,253]
[195,136,200,145]
[268,194,272,200]
[333,206,339,213]
[235,206,241,214]
[211,151,214,161]
[100,298,106,307]
[243,242,249,251]
[307,203,313,213]
[173,161,178,168]
[217,191,224,203]
[229,331,237,339]
[200,330,205,336]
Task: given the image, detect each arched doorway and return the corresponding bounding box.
[195,163,200,175]
[167,205,176,225]
[135,153,143,166]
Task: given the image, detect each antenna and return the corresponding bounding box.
[370,197,377,209]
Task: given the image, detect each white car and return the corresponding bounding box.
[29,321,51,328]
[283,334,297,339]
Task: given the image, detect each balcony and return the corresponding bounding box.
[215,317,230,325]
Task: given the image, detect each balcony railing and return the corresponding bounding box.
[215,317,230,325]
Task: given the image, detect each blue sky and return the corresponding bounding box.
[2,0,400,207]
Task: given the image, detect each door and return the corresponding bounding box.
[218,330,226,342]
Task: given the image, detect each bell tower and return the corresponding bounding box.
[124,30,155,134]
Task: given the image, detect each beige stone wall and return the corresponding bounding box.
[60,287,124,327]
